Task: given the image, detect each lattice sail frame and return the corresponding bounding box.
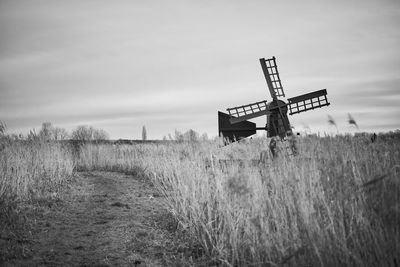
[260,57,285,99]
[287,89,330,115]
[227,100,270,124]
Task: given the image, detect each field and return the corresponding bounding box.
[1,134,399,266]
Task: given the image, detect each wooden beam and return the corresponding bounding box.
[229,109,271,124]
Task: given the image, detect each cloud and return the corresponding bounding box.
[1,0,400,138]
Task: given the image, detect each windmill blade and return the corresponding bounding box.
[287,89,330,115]
[227,100,270,124]
[259,57,285,99]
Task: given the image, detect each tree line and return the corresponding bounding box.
[36,122,109,141]
[1,122,210,142]
[0,122,109,141]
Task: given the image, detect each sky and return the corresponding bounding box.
[1,0,399,139]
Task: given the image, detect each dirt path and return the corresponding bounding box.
[4,172,205,266]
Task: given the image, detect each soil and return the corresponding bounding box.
[1,172,207,266]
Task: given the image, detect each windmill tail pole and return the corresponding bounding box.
[219,127,267,132]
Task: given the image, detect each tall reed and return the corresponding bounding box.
[76,136,399,266]
[0,140,74,201]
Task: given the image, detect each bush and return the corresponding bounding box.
[71,125,109,141]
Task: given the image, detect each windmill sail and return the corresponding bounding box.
[287,89,330,115]
[227,100,270,124]
[259,57,285,99]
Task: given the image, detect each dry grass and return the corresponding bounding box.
[75,135,400,266]
[0,139,75,261]
[2,134,399,266]
[0,139,74,202]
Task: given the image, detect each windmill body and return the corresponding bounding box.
[218,56,330,143]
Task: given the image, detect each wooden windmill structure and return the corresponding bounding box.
[218,57,330,143]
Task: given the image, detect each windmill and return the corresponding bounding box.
[218,56,330,143]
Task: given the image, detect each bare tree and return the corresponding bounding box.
[0,121,6,136]
[37,122,70,140]
[93,128,109,140]
[39,122,54,140]
[185,129,199,142]
[71,125,109,141]
[71,125,94,141]
[53,127,69,140]
[142,125,147,141]
[173,129,200,142]
[174,129,184,142]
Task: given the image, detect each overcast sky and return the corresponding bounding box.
[1,0,399,139]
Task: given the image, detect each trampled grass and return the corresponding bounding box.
[75,135,400,266]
